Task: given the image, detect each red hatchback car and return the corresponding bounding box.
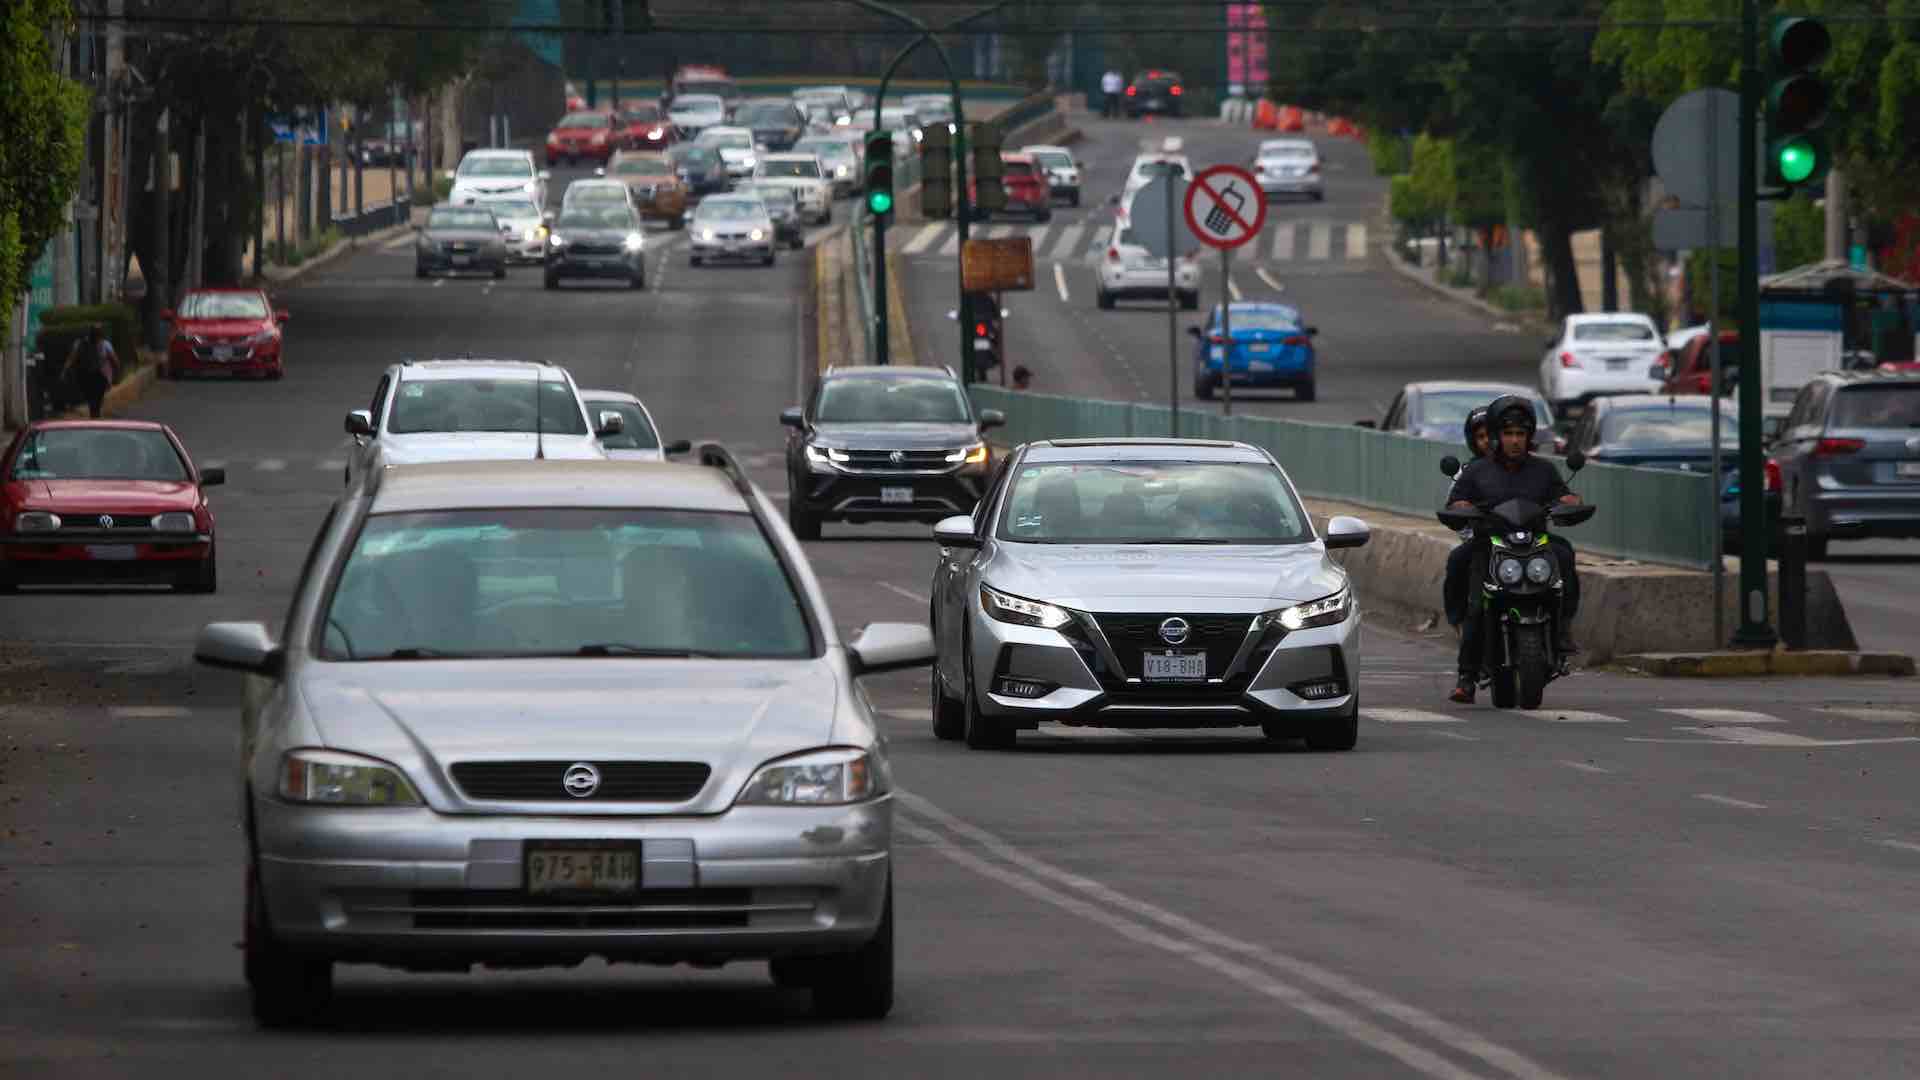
[164,288,287,379]
[615,103,675,151]
[545,109,619,166]
[0,420,223,592]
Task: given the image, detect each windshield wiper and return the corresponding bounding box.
[384,646,460,660]
[574,643,717,658]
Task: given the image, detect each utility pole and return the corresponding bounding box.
[147,107,170,349]
[1824,167,1846,260]
[187,120,207,290]
[253,108,267,280]
[1732,0,1777,648]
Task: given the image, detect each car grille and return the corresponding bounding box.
[567,242,623,256]
[449,761,711,802]
[1090,613,1257,680]
[711,231,755,242]
[446,241,477,252]
[58,513,154,531]
[838,448,954,473]
[402,888,760,930]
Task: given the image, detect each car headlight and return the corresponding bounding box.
[980,583,1073,630]
[835,164,850,177]
[1263,586,1353,632]
[184,333,209,346]
[278,749,422,806]
[524,227,541,241]
[945,443,988,466]
[804,444,848,470]
[735,747,884,806]
[1496,558,1526,586]
[549,233,566,248]
[240,330,278,345]
[749,228,765,241]
[151,511,197,532]
[623,232,645,251]
[1525,555,1556,584]
[741,154,756,168]
[14,510,61,532]
[648,127,664,139]
[701,228,716,241]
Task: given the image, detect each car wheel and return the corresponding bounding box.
[1068,192,1080,208]
[178,548,217,594]
[1035,209,1052,223]
[630,272,646,290]
[961,637,1015,750]
[788,500,822,541]
[1296,380,1317,403]
[690,255,704,267]
[1303,696,1360,752]
[805,878,894,1020]
[266,365,284,381]
[492,263,507,280]
[544,272,559,289]
[245,860,332,1028]
[930,638,966,742]
[1096,288,1114,311]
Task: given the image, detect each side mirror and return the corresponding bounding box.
[779,406,805,429]
[1566,449,1586,473]
[194,622,283,677]
[932,514,981,549]
[199,467,225,487]
[846,622,936,676]
[1440,454,1461,478]
[977,408,1006,431]
[663,439,692,455]
[159,308,175,321]
[595,411,626,438]
[1324,515,1371,550]
[275,311,289,323]
[345,409,373,438]
[1353,419,1377,429]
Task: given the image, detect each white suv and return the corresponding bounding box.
[752,153,832,224]
[447,149,549,211]
[1538,313,1668,412]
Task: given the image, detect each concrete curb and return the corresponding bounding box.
[1382,244,1554,335]
[257,210,422,287]
[1616,650,1914,677]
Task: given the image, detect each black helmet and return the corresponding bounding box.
[1464,406,1490,452]
[1485,394,1537,459]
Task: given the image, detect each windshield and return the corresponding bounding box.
[457,156,531,178]
[739,105,794,126]
[427,208,496,229]
[612,157,672,176]
[556,112,608,129]
[1260,145,1315,159]
[1135,160,1186,179]
[796,141,851,160]
[477,198,538,219]
[1830,385,1920,428]
[672,95,723,112]
[760,160,819,178]
[1214,308,1301,332]
[674,83,731,100]
[319,509,812,661]
[816,378,969,423]
[556,206,633,229]
[744,186,795,208]
[619,106,661,123]
[178,292,269,319]
[1418,392,1551,431]
[1573,321,1657,342]
[1600,407,1737,448]
[586,401,661,450]
[387,378,589,436]
[702,131,752,149]
[1004,161,1036,178]
[10,427,188,481]
[672,146,716,166]
[998,461,1310,544]
[1030,151,1073,170]
[695,199,763,221]
[564,184,628,205]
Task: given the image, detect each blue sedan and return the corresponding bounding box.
[1188,303,1319,402]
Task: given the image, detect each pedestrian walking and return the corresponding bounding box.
[1101,70,1124,119]
[62,324,119,418]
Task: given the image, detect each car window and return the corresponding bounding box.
[556,206,633,228]
[997,461,1310,544]
[1416,392,1550,431]
[564,184,628,204]
[1212,308,1301,332]
[428,208,497,229]
[703,132,752,149]
[370,374,391,431]
[815,378,970,423]
[620,105,661,123]
[319,509,813,660]
[739,105,796,126]
[1004,161,1036,178]
[1572,321,1657,342]
[672,146,716,165]
[9,427,189,481]
[587,401,661,450]
[477,198,539,218]
[1599,407,1737,447]
[457,156,531,178]
[672,94,723,111]
[760,160,819,178]
[1828,384,1920,429]
[695,199,761,221]
[178,292,269,319]
[557,112,609,128]
[1029,150,1073,170]
[387,378,590,436]
[286,505,339,644]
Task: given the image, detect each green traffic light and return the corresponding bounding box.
[868,191,893,214]
[1777,139,1816,184]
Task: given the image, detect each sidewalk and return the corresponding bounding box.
[248,150,430,269]
[1384,243,1556,335]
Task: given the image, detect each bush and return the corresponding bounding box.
[1367,131,1408,176]
[1487,285,1546,313]
[1445,266,1476,289]
[270,227,343,268]
[36,302,141,379]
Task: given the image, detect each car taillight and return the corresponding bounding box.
[1282,335,1310,346]
[975,321,989,338]
[1307,162,1320,174]
[1126,86,1137,96]
[1764,459,1782,492]
[1170,85,1183,96]
[1694,374,1712,393]
[1106,247,1121,262]
[1813,437,1865,458]
[1560,351,1582,368]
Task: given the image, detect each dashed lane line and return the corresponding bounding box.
[1346,223,1368,259]
[877,581,928,605]
[1558,760,1612,774]
[1526,710,1625,723]
[1053,262,1070,303]
[1256,267,1286,292]
[1362,708,1462,724]
[1696,793,1768,811]
[1660,708,1785,725]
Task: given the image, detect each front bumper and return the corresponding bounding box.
[1259,175,1323,197]
[417,249,506,273]
[546,143,614,165]
[501,233,547,261]
[965,600,1361,730]
[0,534,212,582]
[168,340,282,376]
[1550,367,1662,403]
[794,465,985,522]
[547,249,645,279]
[253,796,892,965]
[691,237,774,262]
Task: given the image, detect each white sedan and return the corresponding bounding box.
[1538,313,1668,411]
[1096,218,1199,310]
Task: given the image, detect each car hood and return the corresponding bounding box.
[714,147,755,164]
[296,659,840,815]
[17,478,200,512]
[554,227,634,244]
[377,432,605,465]
[451,179,534,196]
[757,175,824,190]
[425,227,505,245]
[174,318,271,337]
[809,421,979,450]
[550,126,605,139]
[982,541,1345,611]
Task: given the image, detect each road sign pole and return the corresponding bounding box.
[1166,172,1179,437]
[1220,246,1233,417]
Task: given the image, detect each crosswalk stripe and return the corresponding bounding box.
[1345,223,1367,259]
[1818,706,1920,724]
[937,228,960,256]
[1026,224,1052,252]
[1363,707,1463,724]
[1051,223,1083,259]
[1307,223,1331,260]
[1528,710,1626,723]
[900,223,943,255]
[1271,222,1295,260]
[317,458,346,472]
[986,224,1014,239]
[1661,708,1784,725]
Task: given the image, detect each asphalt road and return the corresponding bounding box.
[6,138,1920,1079]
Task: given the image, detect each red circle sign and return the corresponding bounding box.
[1183,164,1268,250]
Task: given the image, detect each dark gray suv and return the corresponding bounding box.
[1772,369,1920,557]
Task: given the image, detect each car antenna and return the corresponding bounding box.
[533,367,546,460]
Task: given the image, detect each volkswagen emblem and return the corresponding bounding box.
[561,762,601,798]
[98,514,113,529]
[888,449,907,465]
[1158,617,1191,646]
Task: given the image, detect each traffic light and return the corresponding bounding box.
[864,130,895,217]
[921,123,952,219]
[1765,16,1831,190]
[971,121,1006,213]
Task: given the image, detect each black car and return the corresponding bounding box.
[1561,393,1774,551]
[544,203,647,290]
[781,365,1006,539]
[735,99,806,153]
[1126,69,1185,118]
[414,206,509,279]
[668,143,728,196]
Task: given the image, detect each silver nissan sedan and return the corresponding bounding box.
[928,438,1370,750]
[195,450,932,1026]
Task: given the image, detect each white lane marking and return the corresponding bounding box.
[1345,223,1368,259]
[1428,730,1481,741]
[317,458,345,472]
[938,229,960,256]
[900,224,944,255]
[1053,261,1070,303]
[432,278,445,288]
[1092,225,1113,251]
[1877,839,1920,855]
[1026,224,1052,252]
[1227,275,1243,302]
[878,581,928,605]
[986,224,1014,239]
[255,459,287,472]
[1271,222,1296,260]
[1818,706,1920,724]
[1256,267,1286,293]
[1558,760,1611,774]
[1660,708,1785,725]
[1362,708,1462,724]
[1527,710,1625,723]
[1696,793,1768,811]
[1051,223,1084,259]
[899,793,1568,1080]
[109,706,193,719]
[1307,222,1331,260]
[1648,725,1920,748]
[199,458,229,470]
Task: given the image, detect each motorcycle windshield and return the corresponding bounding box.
[1488,497,1547,534]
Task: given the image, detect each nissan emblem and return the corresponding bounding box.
[1158,617,1191,646]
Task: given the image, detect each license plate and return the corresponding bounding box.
[451,254,471,266]
[212,346,234,360]
[525,844,640,895]
[880,486,913,505]
[1898,462,1920,478]
[1249,360,1274,372]
[1143,650,1207,681]
[1249,343,1271,353]
[85,544,136,561]
[1606,358,1628,370]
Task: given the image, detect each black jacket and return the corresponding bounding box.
[1449,454,1570,509]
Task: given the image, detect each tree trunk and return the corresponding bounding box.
[145,105,170,349]
[1600,230,1618,312]
[1538,220,1582,322]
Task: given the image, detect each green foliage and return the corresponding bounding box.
[270,227,343,268]
[1391,134,1456,230]
[1686,248,1739,326]
[1487,284,1548,312]
[1367,131,1409,176]
[1451,142,1507,229]
[1445,265,1477,288]
[37,303,141,377]
[0,0,89,330]
[1772,195,1825,271]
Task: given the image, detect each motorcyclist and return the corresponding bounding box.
[1445,395,1582,704]
[1442,406,1492,635]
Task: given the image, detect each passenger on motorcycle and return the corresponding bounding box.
[1442,406,1493,633]
[1446,396,1582,704]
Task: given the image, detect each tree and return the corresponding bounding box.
[0,1,88,342]
[1451,140,1507,291]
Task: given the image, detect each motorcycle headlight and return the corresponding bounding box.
[151,511,197,532]
[14,510,61,533]
[980,583,1073,630]
[623,232,645,252]
[945,443,988,466]
[1525,555,1556,584]
[279,749,421,806]
[1263,586,1353,632]
[1496,557,1526,586]
[735,747,884,806]
[804,444,848,471]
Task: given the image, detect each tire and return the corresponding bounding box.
[1194,374,1216,400]
[671,213,686,231]
[544,272,559,290]
[266,366,284,381]
[690,255,704,267]
[1296,380,1317,403]
[178,549,217,594]
[1805,533,1829,560]
[1036,209,1052,223]
[763,252,776,267]
[788,500,822,541]
[492,263,507,279]
[821,207,832,225]
[930,659,966,742]
[1096,288,1115,311]
[245,861,332,1028]
[1304,698,1360,752]
[1180,291,1200,311]
[1515,624,1549,710]
[630,273,646,290]
[791,236,805,251]
[961,640,1015,750]
[808,879,894,1020]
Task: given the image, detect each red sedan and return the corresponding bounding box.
[0,420,223,592]
[163,288,287,379]
[616,103,675,151]
[545,110,619,166]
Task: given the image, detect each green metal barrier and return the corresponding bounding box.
[969,386,1718,569]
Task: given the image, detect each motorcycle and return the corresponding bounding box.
[1437,451,1596,710]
